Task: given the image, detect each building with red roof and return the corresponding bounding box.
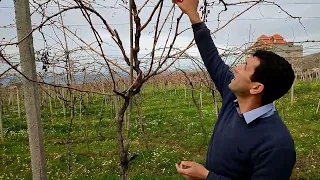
[248,34,303,69]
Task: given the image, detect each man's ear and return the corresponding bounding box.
[250,82,264,95]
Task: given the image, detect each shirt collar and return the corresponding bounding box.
[234,100,276,124]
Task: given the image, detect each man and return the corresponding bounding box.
[173,0,296,179]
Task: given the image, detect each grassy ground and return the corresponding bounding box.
[0,81,319,179]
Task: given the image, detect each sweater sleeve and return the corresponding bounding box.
[206,171,232,180]
[251,148,296,180]
[192,22,234,99]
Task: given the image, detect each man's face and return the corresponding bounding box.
[228,56,261,95]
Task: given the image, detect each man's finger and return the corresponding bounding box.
[180,161,193,167]
[175,163,180,170]
[175,163,184,172]
[176,163,189,175]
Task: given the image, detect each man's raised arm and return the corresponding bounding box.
[174,0,234,97]
[192,22,234,97]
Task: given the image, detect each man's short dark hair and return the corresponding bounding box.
[251,50,295,105]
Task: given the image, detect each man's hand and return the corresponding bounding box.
[172,0,201,24]
[175,161,209,180]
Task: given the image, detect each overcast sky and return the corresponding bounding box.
[1,0,320,75]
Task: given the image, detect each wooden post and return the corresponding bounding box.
[316,99,320,114]
[200,83,203,109]
[62,89,66,119]
[9,91,13,106]
[0,99,4,142]
[17,87,21,118]
[114,96,119,122]
[212,84,219,118]
[79,97,82,121]
[49,91,53,122]
[86,93,89,108]
[14,0,47,178]
[184,84,187,99]
[290,79,295,105]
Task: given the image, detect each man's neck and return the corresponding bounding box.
[236,96,262,114]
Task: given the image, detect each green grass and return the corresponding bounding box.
[0,81,319,179]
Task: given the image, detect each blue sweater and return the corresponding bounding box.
[192,23,296,180]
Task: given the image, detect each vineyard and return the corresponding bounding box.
[1,80,320,179]
[0,0,320,179]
